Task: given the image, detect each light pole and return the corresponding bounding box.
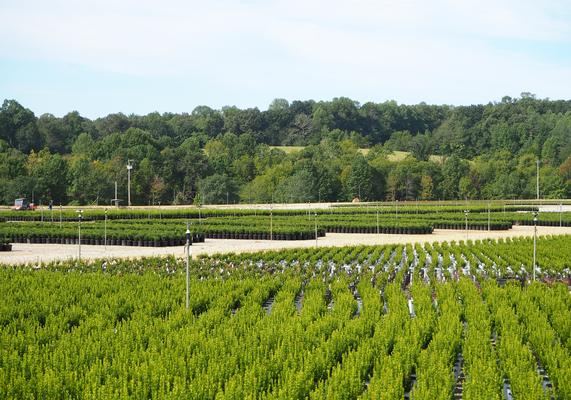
[536,159,540,201]
[270,205,273,241]
[104,208,108,251]
[314,212,318,248]
[559,203,562,227]
[186,222,191,310]
[395,200,399,223]
[127,159,134,207]
[487,202,491,232]
[76,209,83,263]
[464,209,470,243]
[532,211,538,281]
[376,210,380,234]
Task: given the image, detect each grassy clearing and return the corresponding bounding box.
[271,146,445,163]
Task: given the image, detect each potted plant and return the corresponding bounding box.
[1,235,12,251]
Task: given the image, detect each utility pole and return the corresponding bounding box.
[270,205,273,241]
[536,159,540,201]
[127,160,134,207]
[314,212,318,248]
[464,209,470,243]
[395,200,398,223]
[104,208,108,251]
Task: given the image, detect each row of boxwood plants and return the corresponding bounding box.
[62,215,428,236]
[330,204,537,213]
[324,224,432,234]
[0,220,323,246]
[0,224,205,247]
[514,212,571,226]
[431,220,511,230]
[92,218,326,240]
[0,203,538,221]
[317,213,512,231]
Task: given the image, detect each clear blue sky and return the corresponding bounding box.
[1,0,570,119]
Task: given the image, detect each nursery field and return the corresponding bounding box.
[2,203,570,248]
[1,235,570,399]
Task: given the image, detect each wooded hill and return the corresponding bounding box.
[0,93,570,205]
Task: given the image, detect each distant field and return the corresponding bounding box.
[271,146,305,154]
[271,146,443,163]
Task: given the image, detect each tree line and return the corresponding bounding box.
[0,93,570,206]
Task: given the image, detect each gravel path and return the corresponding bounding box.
[1,226,570,265]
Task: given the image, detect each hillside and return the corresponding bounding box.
[0,94,570,206]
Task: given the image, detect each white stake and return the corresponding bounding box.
[76,210,83,263]
[186,222,191,309]
[532,211,538,281]
[314,213,318,248]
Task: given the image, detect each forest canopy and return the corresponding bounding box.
[0,93,570,205]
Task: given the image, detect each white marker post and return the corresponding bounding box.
[186,222,191,310]
[464,209,470,243]
[314,212,318,248]
[127,160,134,207]
[532,211,538,282]
[76,209,83,263]
[104,208,108,251]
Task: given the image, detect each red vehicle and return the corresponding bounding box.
[11,198,37,211]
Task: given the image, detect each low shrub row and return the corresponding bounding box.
[433,222,511,230]
[205,230,324,240]
[325,226,433,234]
[0,203,540,221]
[515,219,571,227]
[9,234,204,247]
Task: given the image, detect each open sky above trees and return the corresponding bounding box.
[1,2,569,205]
[1,0,570,117]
